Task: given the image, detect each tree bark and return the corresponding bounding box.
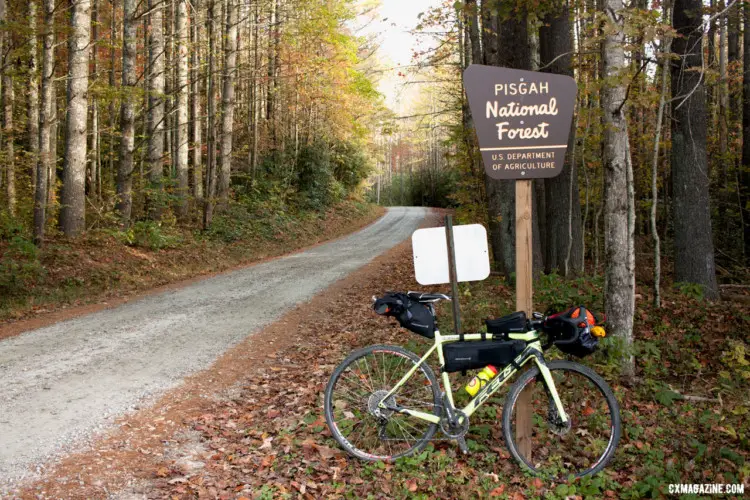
[249,0,260,181]
[60,0,91,236]
[175,0,189,217]
[116,0,137,224]
[672,0,720,299]
[147,0,166,220]
[651,1,672,307]
[743,0,750,263]
[203,0,219,229]
[34,0,54,245]
[539,2,583,276]
[601,0,635,378]
[218,0,237,200]
[0,0,15,217]
[28,0,40,185]
[191,0,203,199]
[88,0,99,199]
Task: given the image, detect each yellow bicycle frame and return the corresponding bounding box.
[378,329,569,425]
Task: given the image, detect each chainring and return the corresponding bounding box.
[440,410,470,439]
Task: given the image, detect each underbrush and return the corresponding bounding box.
[0,200,379,324]
[432,273,750,498]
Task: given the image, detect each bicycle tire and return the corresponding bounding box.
[501,359,621,477]
[324,344,441,461]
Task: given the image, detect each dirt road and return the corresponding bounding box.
[0,207,427,485]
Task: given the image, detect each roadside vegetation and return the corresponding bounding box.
[0,199,380,325]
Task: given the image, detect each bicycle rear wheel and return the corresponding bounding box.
[502,360,621,478]
[324,344,441,461]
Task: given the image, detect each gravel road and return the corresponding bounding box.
[0,207,427,485]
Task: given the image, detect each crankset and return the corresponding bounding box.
[441,394,470,453]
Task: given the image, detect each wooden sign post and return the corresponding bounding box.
[515,180,534,458]
[445,215,462,336]
[463,65,576,461]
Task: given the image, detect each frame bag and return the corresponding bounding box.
[443,340,525,373]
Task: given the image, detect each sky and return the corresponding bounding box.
[356,0,440,114]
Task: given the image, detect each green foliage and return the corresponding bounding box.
[296,141,336,209]
[114,221,183,250]
[371,168,459,208]
[675,281,705,300]
[0,211,25,240]
[535,273,604,313]
[719,340,750,390]
[0,235,44,298]
[255,138,371,212]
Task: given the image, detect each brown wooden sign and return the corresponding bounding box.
[463,65,576,180]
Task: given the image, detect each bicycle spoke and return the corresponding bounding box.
[325,346,439,461]
[508,365,617,477]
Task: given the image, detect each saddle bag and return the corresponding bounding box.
[443,340,526,373]
[373,292,436,339]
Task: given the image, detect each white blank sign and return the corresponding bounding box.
[412,224,491,285]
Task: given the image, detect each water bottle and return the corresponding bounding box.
[465,365,498,396]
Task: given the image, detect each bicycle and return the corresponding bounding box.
[323,292,621,478]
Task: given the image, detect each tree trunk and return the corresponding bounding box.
[0,0,14,217]
[218,0,237,200]
[651,1,672,307]
[116,0,137,224]
[88,0,99,199]
[28,0,40,186]
[147,0,166,220]
[540,3,583,276]
[60,0,91,236]
[48,70,57,207]
[107,0,117,196]
[601,0,635,378]
[203,0,219,229]
[191,0,203,200]
[34,0,54,245]
[249,0,259,181]
[175,0,189,218]
[485,10,535,280]
[742,0,750,263]
[672,0,720,299]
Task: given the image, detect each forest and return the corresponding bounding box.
[0,0,750,495]
[371,0,750,369]
[0,0,393,315]
[0,0,384,238]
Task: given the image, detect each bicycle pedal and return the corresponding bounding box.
[456,436,469,455]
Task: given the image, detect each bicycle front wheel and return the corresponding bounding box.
[502,360,621,478]
[324,344,441,461]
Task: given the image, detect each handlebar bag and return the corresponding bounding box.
[544,306,599,357]
[485,311,528,338]
[373,292,435,339]
[443,340,525,373]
